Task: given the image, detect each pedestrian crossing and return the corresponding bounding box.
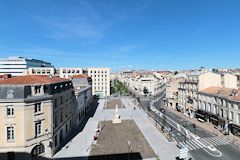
[179,136,229,151]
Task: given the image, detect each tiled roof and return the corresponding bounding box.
[72,74,90,78]
[0,75,69,85]
[199,87,240,101]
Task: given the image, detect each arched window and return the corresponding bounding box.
[31,144,45,157]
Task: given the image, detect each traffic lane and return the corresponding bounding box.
[152,100,212,139]
[215,144,240,160]
[150,111,188,143]
[190,149,220,160]
[164,110,212,138]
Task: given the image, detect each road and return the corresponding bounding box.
[127,84,240,160]
[150,93,240,160]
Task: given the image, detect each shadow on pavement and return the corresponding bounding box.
[1,152,142,160]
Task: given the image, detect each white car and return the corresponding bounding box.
[150,106,156,112]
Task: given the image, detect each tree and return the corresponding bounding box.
[143,87,149,97]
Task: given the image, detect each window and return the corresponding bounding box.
[35,122,41,137]
[54,135,58,147]
[65,124,68,133]
[60,96,63,105]
[60,111,63,122]
[54,98,58,108]
[7,152,15,160]
[31,144,45,157]
[7,126,14,141]
[238,114,240,125]
[34,103,41,113]
[230,111,234,120]
[6,106,14,116]
[54,115,57,128]
[35,86,41,94]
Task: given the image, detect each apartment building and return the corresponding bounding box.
[0,75,77,159]
[72,74,92,126]
[178,71,222,118]
[23,67,55,76]
[59,68,83,79]
[178,71,238,118]
[0,57,53,76]
[165,73,186,110]
[87,68,110,97]
[197,87,240,136]
[130,75,163,96]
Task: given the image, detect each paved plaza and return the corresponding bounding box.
[53,97,179,160]
[105,98,125,109]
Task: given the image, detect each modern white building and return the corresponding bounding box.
[23,67,56,76]
[59,68,83,79]
[0,57,53,76]
[87,68,110,97]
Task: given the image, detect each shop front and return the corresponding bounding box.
[195,110,207,122]
[229,124,240,136]
[209,114,219,126]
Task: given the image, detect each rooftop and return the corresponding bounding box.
[199,87,240,101]
[0,75,69,85]
[72,74,89,79]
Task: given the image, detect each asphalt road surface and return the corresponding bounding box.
[150,94,240,160]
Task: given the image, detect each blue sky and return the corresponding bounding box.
[0,0,240,71]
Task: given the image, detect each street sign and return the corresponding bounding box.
[180,148,189,159]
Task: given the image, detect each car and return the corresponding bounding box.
[150,106,156,112]
[159,108,165,113]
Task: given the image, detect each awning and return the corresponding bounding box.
[210,117,218,121]
[231,124,240,130]
[195,112,204,118]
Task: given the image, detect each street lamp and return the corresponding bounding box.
[183,122,187,142]
[128,140,131,160]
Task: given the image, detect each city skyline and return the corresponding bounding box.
[0,0,240,71]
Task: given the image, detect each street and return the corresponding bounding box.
[140,91,240,160]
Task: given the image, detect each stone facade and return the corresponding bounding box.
[0,75,77,159]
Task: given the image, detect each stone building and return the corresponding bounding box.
[0,75,77,159]
[178,71,222,118]
[198,87,240,136]
[178,71,238,119]
[72,74,93,127]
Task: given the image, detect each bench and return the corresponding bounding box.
[198,118,204,123]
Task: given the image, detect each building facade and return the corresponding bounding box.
[178,71,238,118]
[87,68,110,97]
[197,87,240,136]
[0,57,53,76]
[72,74,93,126]
[178,71,222,118]
[23,67,56,76]
[59,68,83,79]
[0,75,77,159]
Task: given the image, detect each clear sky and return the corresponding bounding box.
[0,0,240,71]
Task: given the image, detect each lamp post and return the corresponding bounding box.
[183,122,187,142]
[128,140,131,160]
